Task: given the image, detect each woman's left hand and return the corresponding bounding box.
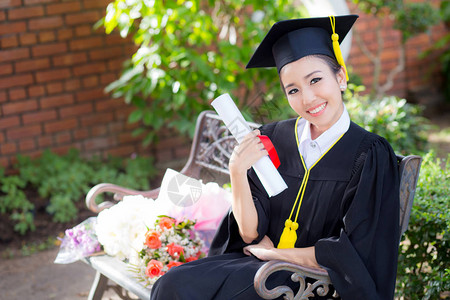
[243,235,277,261]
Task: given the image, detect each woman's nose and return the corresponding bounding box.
[302,87,316,106]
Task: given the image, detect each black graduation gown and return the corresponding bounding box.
[150,119,400,300]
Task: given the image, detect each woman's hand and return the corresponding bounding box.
[229,130,268,175]
[243,235,276,261]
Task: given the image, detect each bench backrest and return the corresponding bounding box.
[181,110,422,238]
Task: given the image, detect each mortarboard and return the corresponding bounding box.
[246,15,359,79]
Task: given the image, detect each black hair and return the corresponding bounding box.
[311,54,341,75]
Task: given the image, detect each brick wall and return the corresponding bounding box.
[347,0,448,106]
[0,0,447,170]
[0,0,159,169]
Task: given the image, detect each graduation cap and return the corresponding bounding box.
[246,15,359,80]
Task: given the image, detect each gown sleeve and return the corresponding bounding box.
[314,137,400,300]
[208,124,274,257]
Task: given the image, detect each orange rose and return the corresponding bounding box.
[145,259,164,278]
[159,217,176,230]
[167,242,184,257]
[167,261,183,270]
[145,230,161,249]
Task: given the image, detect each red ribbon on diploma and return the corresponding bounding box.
[258,135,280,169]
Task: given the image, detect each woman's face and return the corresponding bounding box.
[280,56,346,136]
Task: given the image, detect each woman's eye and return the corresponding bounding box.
[288,88,299,95]
[310,77,322,84]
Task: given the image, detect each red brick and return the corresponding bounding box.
[82,75,99,88]
[100,73,118,85]
[0,132,4,143]
[0,21,26,35]
[0,91,7,102]
[105,34,127,46]
[28,85,46,97]
[81,112,113,126]
[29,16,63,30]
[57,29,73,41]
[7,125,41,140]
[0,116,20,129]
[107,145,136,157]
[0,74,33,89]
[107,58,125,71]
[74,128,89,140]
[52,52,87,67]
[0,48,30,63]
[24,0,58,4]
[82,0,111,9]
[38,135,53,147]
[64,79,80,91]
[40,94,74,108]
[47,1,81,15]
[55,132,72,144]
[31,42,68,57]
[38,31,56,43]
[75,25,92,36]
[36,68,71,83]
[19,33,37,46]
[15,58,50,73]
[44,118,78,133]
[73,62,106,76]
[19,139,36,152]
[65,11,100,25]
[9,88,27,101]
[22,109,57,124]
[0,11,5,21]
[46,82,63,94]
[1,35,19,48]
[0,63,13,76]
[69,36,103,51]
[91,125,107,136]
[60,103,93,118]
[8,6,44,20]
[0,0,21,8]
[0,142,17,155]
[2,99,38,115]
[95,98,125,111]
[84,136,115,151]
[118,132,141,143]
[75,87,105,102]
[89,46,123,61]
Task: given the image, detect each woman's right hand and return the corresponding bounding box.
[229,130,268,175]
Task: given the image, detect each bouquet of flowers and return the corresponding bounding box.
[54,217,102,264]
[129,215,206,286]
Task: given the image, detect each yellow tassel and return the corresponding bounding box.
[277,219,292,249]
[285,221,298,248]
[329,16,349,81]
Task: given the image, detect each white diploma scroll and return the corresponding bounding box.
[211,93,288,197]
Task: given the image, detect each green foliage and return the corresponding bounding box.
[0,149,156,235]
[396,151,450,299]
[420,0,450,102]
[344,84,430,155]
[98,0,307,144]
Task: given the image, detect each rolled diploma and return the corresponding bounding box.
[211,93,288,197]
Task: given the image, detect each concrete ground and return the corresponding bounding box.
[0,247,128,300]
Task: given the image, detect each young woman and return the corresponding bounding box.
[150,15,400,300]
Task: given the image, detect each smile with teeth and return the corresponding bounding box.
[308,103,327,114]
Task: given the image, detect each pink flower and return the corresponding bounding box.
[167,243,184,257]
[145,230,161,249]
[145,259,164,278]
[159,217,176,230]
[167,261,183,270]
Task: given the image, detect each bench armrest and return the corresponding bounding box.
[85,183,160,213]
[254,260,337,299]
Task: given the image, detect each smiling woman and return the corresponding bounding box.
[150,15,401,300]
